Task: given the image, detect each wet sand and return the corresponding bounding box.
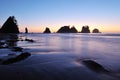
[0,52,119,80]
[0,33,120,80]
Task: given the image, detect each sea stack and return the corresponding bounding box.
[43,27,51,33]
[25,27,28,33]
[92,28,100,33]
[70,26,78,33]
[57,26,78,33]
[57,26,70,33]
[0,16,19,33]
[81,26,90,33]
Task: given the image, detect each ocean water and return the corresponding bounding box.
[0,33,120,80]
[17,33,120,72]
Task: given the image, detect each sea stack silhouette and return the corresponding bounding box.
[92,28,101,33]
[43,27,51,33]
[70,26,78,33]
[81,26,90,33]
[0,16,19,33]
[25,27,28,33]
[57,26,78,33]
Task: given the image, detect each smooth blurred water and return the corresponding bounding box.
[17,33,120,72]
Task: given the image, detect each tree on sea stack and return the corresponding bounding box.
[0,16,19,33]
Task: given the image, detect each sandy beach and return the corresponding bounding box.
[0,33,120,80]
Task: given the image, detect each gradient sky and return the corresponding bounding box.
[0,0,120,33]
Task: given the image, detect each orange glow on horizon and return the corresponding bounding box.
[19,25,120,33]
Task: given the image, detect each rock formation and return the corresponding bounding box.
[43,27,51,33]
[25,27,28,33]
[82,60,109,73]
[92,28,100,33]
[57,26,70,33]
[57,26,78,33]
[81,26,90,33]
[0,16,19,33]
[70,26,78,33]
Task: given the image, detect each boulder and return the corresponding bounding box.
[82,60,109,73]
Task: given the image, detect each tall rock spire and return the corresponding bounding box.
[0,16,19,33]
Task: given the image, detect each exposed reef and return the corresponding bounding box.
[2,52,31,65]
[82,60,109,73]
[0,34,32,65]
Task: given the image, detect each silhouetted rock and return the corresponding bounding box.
[92,28,100,33]
[0,16,19,33]
[43,27,51,33]
[82,60,109,73]
[57,26,78,33]
[2,52,31,65]
[81,26,90,33]
[57,26,70,33]
[70,26,78,33]
[25,27,28,33]
[25,38,34,42]
[0,34,18,48]
[12,47,23,52]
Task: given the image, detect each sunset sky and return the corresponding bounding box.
[0,0,120,33]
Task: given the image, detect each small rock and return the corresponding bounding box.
[82,60,109,73]
[2,52,31,65]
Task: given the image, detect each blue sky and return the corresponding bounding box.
[0,0,120,32]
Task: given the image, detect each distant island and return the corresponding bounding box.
[0,16,101,33]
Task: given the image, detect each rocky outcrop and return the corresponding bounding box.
[0,16,19,33]
[2,52,31,65]
[70,26,78,33]
[25,27,28,33]
[81,26,90,33]
[43,27,51,33]
[92,28,100,33]
[57,26,70,33]
[82,60,109,73]
[57,26,78,33]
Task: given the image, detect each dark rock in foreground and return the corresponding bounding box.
[81,26,90,33]
[43,27,51,33]
[0,16,19,33]
[2,52,31,65]
[82,60,109,73]
[11,47,23,52]
[25,38,34,42]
